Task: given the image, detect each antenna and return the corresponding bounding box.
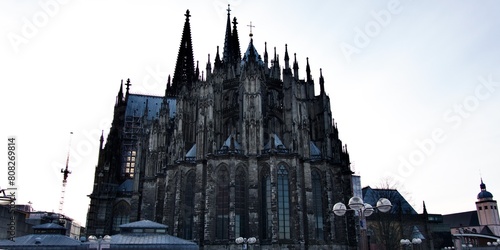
[59,132,73,214]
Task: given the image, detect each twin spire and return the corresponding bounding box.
[166,8,323,92]
[222,5,241,66]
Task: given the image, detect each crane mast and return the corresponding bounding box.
[59,132,73,214]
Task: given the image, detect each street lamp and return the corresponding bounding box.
[461,243,473,250]
[0,189,15,205]
[235,237,256,250]
[333,197,392,250]
[488,239,500,249]
[89,235,111,249]
[400,238,422,249]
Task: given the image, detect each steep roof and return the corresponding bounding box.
[362,186,417,214]
[125,94,167,119]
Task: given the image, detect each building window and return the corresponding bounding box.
[312,169,324,240]
[261,167,272,240]
[112,201,130,232]
[479,207,482,210]
[485,206,489,210]
[123,150,136,178]
[183,171,196,240]
[97,204,106,221]
[216,167,230,240]
[277,165,291,239]
[235,167,248,238]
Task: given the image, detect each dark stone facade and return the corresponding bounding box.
[87,8,358,250]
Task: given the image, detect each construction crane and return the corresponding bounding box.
[59,132,73,215]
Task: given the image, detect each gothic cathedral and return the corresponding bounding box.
[86,8,358,250]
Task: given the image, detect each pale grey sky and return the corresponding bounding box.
[1,0,499,225]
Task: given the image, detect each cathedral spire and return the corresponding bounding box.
[172,9,196,90]
[319,68,325,94]
[165,75,171,96]
[222,4,232,64]
[214,46,222,69]
[284,44,290,69]
[196,60,200,80]
[293,53,299,80]
[306,57,311,82]
[264,42,268,66]
[99,130,104,150]
[206,54,211,78]
[116,79,124,106]
[231,17,241,64]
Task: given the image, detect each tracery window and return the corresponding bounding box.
[235,167,248,237]
[277,165,291,239]
[260,167,272,240]
[216,167,230,240]
[312,169,324,240]
[183,171,195,239]
[112,201,130,232]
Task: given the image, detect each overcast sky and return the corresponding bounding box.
[1,1,499,225]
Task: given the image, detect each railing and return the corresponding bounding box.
[216,147,244,156]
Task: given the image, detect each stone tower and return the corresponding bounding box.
[87,8,358,250]
[476,179,500,236]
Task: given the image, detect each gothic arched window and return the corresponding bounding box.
[260,167,272,240]
[312,169,325,240]
[183,171,196,239]
[112,200,130,233]
[216,167,230,240]
[235,167,248,238]
[277,165,291,239]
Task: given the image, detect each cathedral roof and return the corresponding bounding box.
[125,94,174,119]
[186,144,196,158]
[264,134,286,150]
[221,135,242,150]
[240,38,265,67]
[118,179,134,192]
[310,141,321,156]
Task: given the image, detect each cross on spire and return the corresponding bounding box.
[247,21,255,37]
[125,78,131,93]
[185,9,191,20]
[227,4,231,15]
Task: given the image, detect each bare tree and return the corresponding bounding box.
[364,178,417,250]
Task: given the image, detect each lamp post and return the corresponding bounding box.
[400,238,422,250]
[333,196,392,250]
[235,237,256,250]
[89,235,111,249]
